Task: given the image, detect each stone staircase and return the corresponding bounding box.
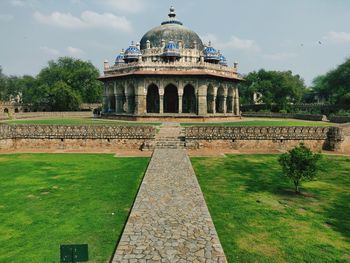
[142,123,186,150]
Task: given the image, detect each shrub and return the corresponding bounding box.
[278,143,321,193]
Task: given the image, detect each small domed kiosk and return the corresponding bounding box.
[100,7,242,121]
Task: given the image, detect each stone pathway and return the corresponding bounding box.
[112,148,227,262]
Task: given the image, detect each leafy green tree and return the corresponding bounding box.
[37,57,103,103]
[278,143,321,194]
[311,58,350,104]
[239,69,306,109]
[47,81,82,111]
[0,68,23,102]
[20,75,39,104]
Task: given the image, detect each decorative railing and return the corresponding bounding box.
[185,126,342,141]
[0,124,156,140]
[104,61,240,79]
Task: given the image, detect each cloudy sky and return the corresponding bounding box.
[0,0,349,85]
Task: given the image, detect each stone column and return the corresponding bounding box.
[223,96,227,114]
[135,83,146,115]
[178,84,183,114]
[235,87,240,115]
[231,90,235,114]
[222,87,227,114]
[159,84,164,114]
[114,82,118,113]
[212,87,217,114]
[197,84,207,115]
[124,86,129,113]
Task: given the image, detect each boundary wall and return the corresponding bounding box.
[0,124,156,151]
[185,126,349,153]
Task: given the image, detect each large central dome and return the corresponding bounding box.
[140,7,204,50]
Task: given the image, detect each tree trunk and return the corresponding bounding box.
[294,180,300,194]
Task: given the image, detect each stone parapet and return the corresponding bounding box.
[185,126,345,152]
[0,124,155,140]
[185,126,334,140]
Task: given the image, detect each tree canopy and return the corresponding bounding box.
[37,57,103,103]
[278,143,321,193]
[311,58,350,105]
[239,69,306,107]
[0,57,103,111]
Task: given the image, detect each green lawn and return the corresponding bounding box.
[192,154,350,263]
[2,117,161,126]
[0,154,149,263]
[182,119,332,127]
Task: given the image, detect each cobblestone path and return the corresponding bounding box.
[112,148,227,262]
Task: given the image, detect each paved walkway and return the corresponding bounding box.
[112,148,227,262]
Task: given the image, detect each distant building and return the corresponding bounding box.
[99,7,242,120]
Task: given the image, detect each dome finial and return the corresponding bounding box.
[169,6,176,18]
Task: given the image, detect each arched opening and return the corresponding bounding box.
[164,84,178,113]
[24,108,29,112]
[110,95,116,113]
[116,86,126,113]
[127,86,135,114]
[147,84,160,113]
[14,108,19,113]
[207,85,214,113]
[216,87,225,113]
[227,87,233,113]
[4,108,9,113]
[182,85,196,113]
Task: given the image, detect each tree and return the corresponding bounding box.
[37,57,103,103]
[278,143,321,194]
[47,81,82,111]
[311,57,350,105]
[0,67,23,102]
[239,69,306,109]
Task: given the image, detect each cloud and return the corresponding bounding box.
[33,11,132,32]
[262,52,297,61]
[99,0,145,14]
[10,0,25,7]
[201,33,260,52]
[0,14,14,22]
[323,31,350,44]
[40,46,60,56]
[67,46,84,57]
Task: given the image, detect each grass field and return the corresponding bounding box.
[0,154,149,263]
[2,117,161,126]
[192,154,350,263]
[182,119,332,127]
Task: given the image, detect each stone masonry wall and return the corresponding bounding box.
[185,126,345,152]
[0,124,156,151]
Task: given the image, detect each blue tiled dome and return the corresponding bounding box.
[203,42,220,62]
[219,53,227,66]
[115,49,126,65]
[124,42,141,62]
[163,41,180,58]
[165,41,178,50]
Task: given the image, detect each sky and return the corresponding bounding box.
[0,0,349,85]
